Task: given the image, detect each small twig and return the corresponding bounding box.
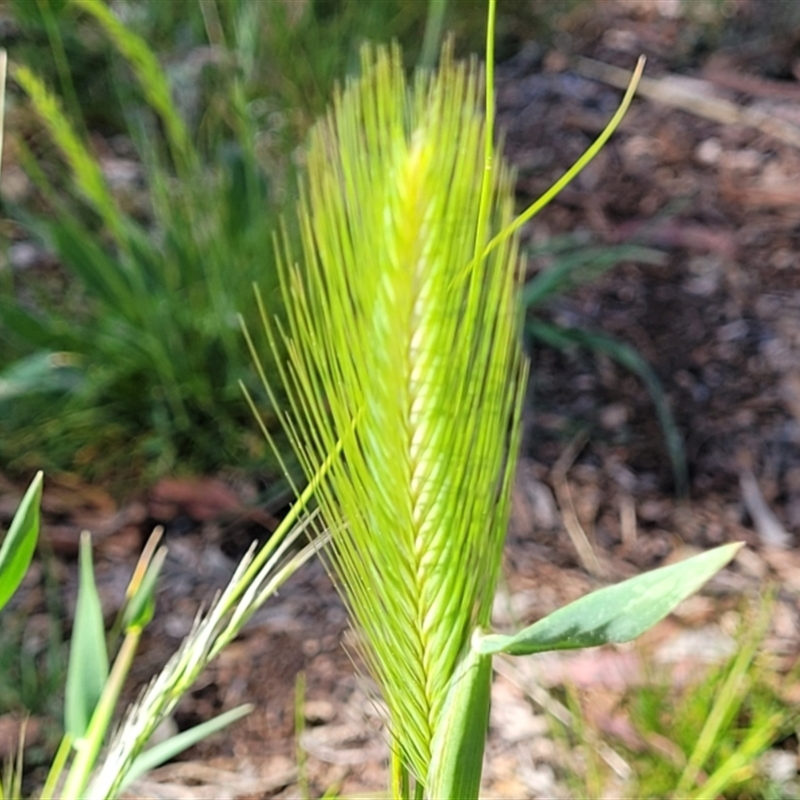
[574,56,800,150]
[619,493,637,548]
[493,656,632,781]
[552,431,605,578]
[493,656,571,727]
[739,470,791,550]
[704,61,800,103]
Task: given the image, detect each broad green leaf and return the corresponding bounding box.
[118,704,254,792]
[0,471,43,613]
[65,531,110,738]
[474,542,743,656]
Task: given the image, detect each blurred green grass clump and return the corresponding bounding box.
[0,0,466,488]
[0,0,672,491]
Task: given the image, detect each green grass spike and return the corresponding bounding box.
[266,41,526,788]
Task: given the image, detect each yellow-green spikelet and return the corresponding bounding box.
[275,43,525,784]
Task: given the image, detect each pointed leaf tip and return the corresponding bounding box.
[65,532,110,738]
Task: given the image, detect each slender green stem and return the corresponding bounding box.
[391,749,405,799]
[0,49,6,184]
[481,55,645,261]
[472,0,496,264]
[39,733,74,800]
[295,672,310,800]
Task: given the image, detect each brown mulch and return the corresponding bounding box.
[3,1,800,797]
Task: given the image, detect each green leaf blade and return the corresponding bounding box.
[12,63,123,239]
[65,532,110,738]
[122,546,167,631]
[520,243,665,309]
[427,646,492,800]
[118,705,254,792]
[475,542,743,656]
[0,471,43,613]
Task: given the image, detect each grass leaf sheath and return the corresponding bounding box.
[265,43,526,791]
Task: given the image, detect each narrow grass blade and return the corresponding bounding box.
[0,716,24,800]
[63,627,142,800]
[527,320,688,497]
[295,671,310,800]
[690,712,785,800]
[0,299,68,351]
[12,63,124,241]
[0,48,6,183]
[474,543,742,656]
[0,471,43,612]
[520,244,665,309]
[41,217,142,314]
[73,0,195,175]
[35,0,83,126]
[677,599,773,797]
[418,0,449,70]
[65,531,110,738]
[122,549,166,631]
[119,704,254,791]
[39,733,74,800]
